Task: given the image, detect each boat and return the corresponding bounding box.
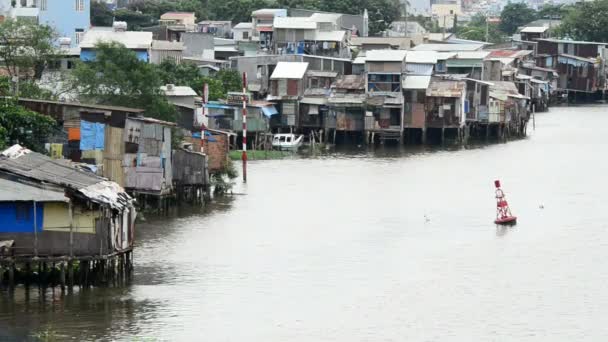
[495,216,517,225]
[272,134,303,151]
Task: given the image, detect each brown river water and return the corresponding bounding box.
[1,105,608,341]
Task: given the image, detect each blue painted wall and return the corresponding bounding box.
[38,0,91,48]
[81,49,149,62]
[0,203,43,233]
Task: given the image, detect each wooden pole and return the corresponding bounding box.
[33,200,38,257]
[242,72,248,183]
[69,202,74,258]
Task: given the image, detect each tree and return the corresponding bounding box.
[0,77,57,153]
[216,70,243,94]
[537,3,568,20]
[500,2,537,35]
[0,19,58,80]
[157,59,202,89]
[555,0,608,43]
[71,42,176,121]
[456,14,505,44]
[91,1,114,26]
[156,60,243,100]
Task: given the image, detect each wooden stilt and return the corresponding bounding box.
[60,262,66,290]
[68,260,74,288]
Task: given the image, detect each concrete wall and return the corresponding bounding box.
[39,0,91,47]
[181,32,214,57]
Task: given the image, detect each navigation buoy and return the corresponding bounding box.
[494,180,517,225]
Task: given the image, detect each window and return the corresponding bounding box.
[75,28,85,45]
[40,0,48,11]
[367,74,401,92]
[75,0,85,12]
[242,31,249,39]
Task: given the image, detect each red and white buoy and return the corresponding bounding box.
[494,180,517,225]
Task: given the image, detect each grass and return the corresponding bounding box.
[228,150,293,161]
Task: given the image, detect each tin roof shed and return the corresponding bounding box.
[270,62,309,79]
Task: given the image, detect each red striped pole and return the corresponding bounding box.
[242,72,248,183]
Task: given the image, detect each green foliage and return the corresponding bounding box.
[555,0,608,43]
[0,98,57,153]
[500,2,537,35]
[113,8,156,30]
[157,59,201,88]
[114,0,399,35]
[192,77,225,101]
[156,60,243,100]
[19,81,56,100]
[456,14,504,44]
[537,3,568,20]
[216,70,243,93]
[71,42,176,122]
[91,1,114,26]
[0,18,58,80]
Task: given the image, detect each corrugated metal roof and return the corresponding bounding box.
[309,13,341,23]
[300,97,328,105]
[426,79,465,97]
[332,75,365,90]
[233,22,253,29]
[270,62,309,79]
[412,44,484,52]
[427,33,453,42]
[453,51,491,59]
[402,75,431,90]
[306,70,338,78]
[80,30,153,49]
[353,56,366,64]
[436,52,457,60]
[0,177,68,202]
[273,17,317,29]
[314,30,346,42]
[252,9,286,16]
[538,38,608,46]
[365,49,407,62]
[406,51,438,64]
[127,116,176,127]
[490,81,529,100]
[161,12,195,20]
[18,98,144,113]
[328,93,366,105]
[521,26,548,33]
[0,146,132,209]
[161,85,198,97]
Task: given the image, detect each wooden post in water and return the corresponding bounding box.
[532,103,536,131]
[33,200,38,257]
[8,261,14,287]
[241,72,248,183]
[60,261,66,290]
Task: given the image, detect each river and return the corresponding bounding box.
[2,105,608,341]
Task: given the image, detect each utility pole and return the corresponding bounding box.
[485,16,489,43]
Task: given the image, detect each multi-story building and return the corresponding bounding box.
[7,0,90,47]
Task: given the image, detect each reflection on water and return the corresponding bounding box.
[2,105,608,341]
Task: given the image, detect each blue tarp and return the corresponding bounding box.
[80,121,105,151]
[261,106,279,117]
[205,131,217,142]
[0,203,43,233]
[204,103,233,109]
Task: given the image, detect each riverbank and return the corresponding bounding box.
[3,105,608,340]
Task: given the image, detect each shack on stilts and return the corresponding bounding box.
[0,145,136,288]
